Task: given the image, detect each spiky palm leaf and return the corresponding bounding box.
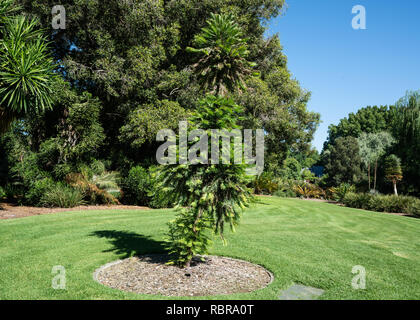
[0,0,56,133]
[187,13,257,96]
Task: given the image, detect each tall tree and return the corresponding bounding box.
[159,13,256,267]
[324,136,363,187]
[323,105,392,150]
[357,132,395,191]
[357,133,375,190]
[391,91,420,195]
[367,132,396,192]
[17,0,318,168]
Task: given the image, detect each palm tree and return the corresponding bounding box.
[0,0,56,133]
[187,13,257,96]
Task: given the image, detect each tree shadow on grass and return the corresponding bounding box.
[90,230,166,259]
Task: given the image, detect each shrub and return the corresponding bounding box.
[77,163,94,180]
[2,184,24,202]
[120,166,152,206]
[342,192,373,210]
[10,153,49,187]
[0,186,5,200]
[66,173,119,205]
[91,159,106,176]
[273,188,296,198]
[109,190,121,200]
[40,184,86,208]
[253,172,278,195]
[328,183,356,202]
[53,163,73,180]
[272,179,297,198]
[406,199,420,217]
[343,193,420,216]
[147,166,175,209]
[25,177,56,205]
[293,182,325,199]
[92,171,120,191]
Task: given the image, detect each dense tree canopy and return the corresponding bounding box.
[391,91,420,195]
[323,105,392,150]
[324,136,363,187]
[13,0,318,170]
[322,91,420,195]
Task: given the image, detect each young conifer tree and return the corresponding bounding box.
[158,13,257,267]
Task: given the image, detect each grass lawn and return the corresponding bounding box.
[0,197,419,300]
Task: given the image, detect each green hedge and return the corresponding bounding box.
[343,193,420,217]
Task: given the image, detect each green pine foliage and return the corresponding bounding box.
[187,13,257,96]
[158,95,252,267]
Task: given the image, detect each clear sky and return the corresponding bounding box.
[266,0,420,151]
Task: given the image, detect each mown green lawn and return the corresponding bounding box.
[0,197,419,300]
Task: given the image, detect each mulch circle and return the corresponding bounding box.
[93,254,273,297]
[0,203,149,219]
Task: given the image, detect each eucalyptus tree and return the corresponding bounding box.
[358,133,376,190]
[366,132,396,192]
[0,0,56,133]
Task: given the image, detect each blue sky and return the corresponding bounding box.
[266,0,420,151]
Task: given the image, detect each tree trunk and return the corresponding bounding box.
[185,259,191,268]
[216,83,221,97]
[184,209,203,269]
[368,163,371,190]
[374,159,378,192]
[393,181,398,196]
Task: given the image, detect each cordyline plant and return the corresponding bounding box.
[157,95,253,268]
[384,154,403,196]
[0,0,56,133]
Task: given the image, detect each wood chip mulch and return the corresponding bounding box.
[94,254,273,297]
[0,203,149,219]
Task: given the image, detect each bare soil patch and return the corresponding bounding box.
[94,254,273,297]
[0,203,149,220]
